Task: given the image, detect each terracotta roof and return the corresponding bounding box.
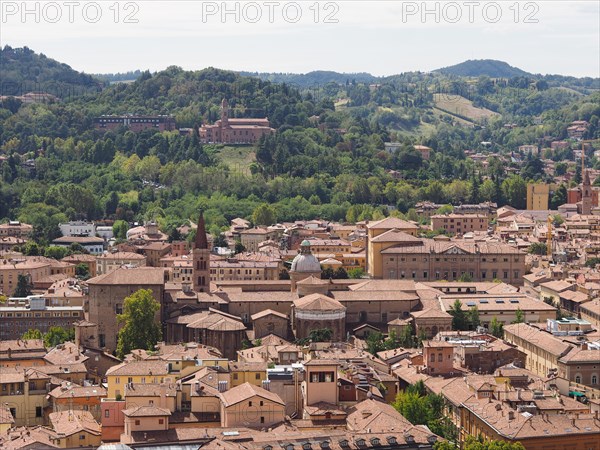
[124,382,177,397]
[62,254,97,262]
[304,402,347,417]
[370,229,423,243]
[229,361,268,372]
[540,280,574,292]
[44,342,88,365]
[504,323,572,357]
[49,410,101,436]
[303,358,339,366]
[463,398,600,440]
[367,217,419,230]
[186,311,246,331]
[332,290,418,302]
[559,347,600,363]
[87,266,166,285]
[34,363,87,375]
[240,227,270,235]
[347,399,413,433]
[154,342,223,360]
[349,279,417,292]
[0,368,30,386]
[53,236,104,244]
[219,382,285,407]
[251,309,288,321]
[97,251,145,260]
[293,293,345,311]
[261,334,291,346]
[106,360,170,377]
[122,405,172,417]
[438,294,556,313]
[296,275,330,285]
[48,383,106,399]
[380,239,523,255]
[0,338,45,353]
[411,308,452,319]
[581,299,600,315]
[0,426,60,450]
[0,405,15,425]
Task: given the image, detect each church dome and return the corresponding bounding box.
[290,241,321,273]
[291,253,321,273]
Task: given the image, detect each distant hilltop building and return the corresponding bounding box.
[199,99,274,144]
[567,120,589,140]
[0,92,59,105]
[384,142,432,160]
[94,115,176,132]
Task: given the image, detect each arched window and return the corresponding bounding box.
[592,374,598,385]
[575,375,582,384]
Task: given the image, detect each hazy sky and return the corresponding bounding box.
[2,1,599,77]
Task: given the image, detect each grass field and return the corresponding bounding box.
[433,93,498,121]
[214,145,256,172]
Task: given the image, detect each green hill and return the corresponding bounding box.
[436,59,532,78]
[238,70,378,88]
[0,45,104,98]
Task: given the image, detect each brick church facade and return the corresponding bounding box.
[199,99,274,144]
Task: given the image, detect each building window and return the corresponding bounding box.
[36,406,42,417]
[135,420,140,425]
[158,419,164,425]
[592,375,598,385]
[255,373,261,380]
[104,410,110,418]
[575,375,582,384]
[438,353,443,362]
[261,416,265,424]
[249,401,253,406]
[310,372,334,383]
[233,373,238,380]
[80,435,85,440]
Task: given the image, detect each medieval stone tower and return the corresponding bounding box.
[193,212,210,292]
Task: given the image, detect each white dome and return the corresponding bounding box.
[291,253,321,273]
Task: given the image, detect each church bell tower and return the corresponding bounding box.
[192,212,210,292]
[220,98,229,127]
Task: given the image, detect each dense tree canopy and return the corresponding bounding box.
[116,289,162,359]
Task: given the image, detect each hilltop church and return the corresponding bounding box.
[199,99,274,144]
